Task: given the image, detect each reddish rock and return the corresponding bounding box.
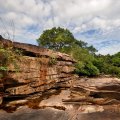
[0,38,77,104]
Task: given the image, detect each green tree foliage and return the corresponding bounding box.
[86,45,98,55]
[37,27,99,76]
[93,56,108,74]
[75,61,99,76]
[37,27,75,51]
[111,52,120,67]
[93,53,120,77]
[37,27,120,77]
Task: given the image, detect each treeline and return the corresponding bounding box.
[93,53,120,77]
[37,27,120,77]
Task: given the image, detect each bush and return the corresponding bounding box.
[93,54,120,77]
[75,61,100,76]
[49,55,57,66]
[0,44,21,78]
[93,58,108,74]
[108,66,120,77]
[112,57,120,67]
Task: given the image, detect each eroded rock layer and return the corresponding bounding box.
[0,38,77,104]
[63,76,120,105]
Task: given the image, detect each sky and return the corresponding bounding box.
[0,0,120,55]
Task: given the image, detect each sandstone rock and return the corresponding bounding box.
[0,38,77,106]
[6,100,28,107]
[65,77,120,105]
[0,38,76,62]
[39,90,73,110]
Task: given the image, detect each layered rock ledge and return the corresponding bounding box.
[0,38,77,107]
[63,76,120,105]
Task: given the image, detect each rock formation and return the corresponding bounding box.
[63,76,120,105]
[0,37,77,106]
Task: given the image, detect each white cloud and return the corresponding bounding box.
[0,0,120,54]
[98,42,120,55]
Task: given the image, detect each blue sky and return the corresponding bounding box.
[0,0,120,55]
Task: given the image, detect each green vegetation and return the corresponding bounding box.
[0,44,21,78]
[49,55,57,66]
[37,27,120,77]
[37,27,75,51]
[93,53,120,77]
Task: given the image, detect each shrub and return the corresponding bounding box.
[75,61,99,76]
[49,55,57,66]
[0,44,21,78]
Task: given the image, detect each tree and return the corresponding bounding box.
[37,27,75,51]
[111,52,120,67]
[37,27,100,76]
[74,40,97,54]
[74,39,87,48]
[87,45,98,55]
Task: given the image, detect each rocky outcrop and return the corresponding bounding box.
[0,38,77,105]
[63,76,120,105]
[6,57,76,96]
[0,38,75,62]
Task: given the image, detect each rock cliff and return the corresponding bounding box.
[0,38,77,105]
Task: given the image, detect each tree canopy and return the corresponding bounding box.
[37,27,120,77]
[37,27,97,54]
[37,27,75,51]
